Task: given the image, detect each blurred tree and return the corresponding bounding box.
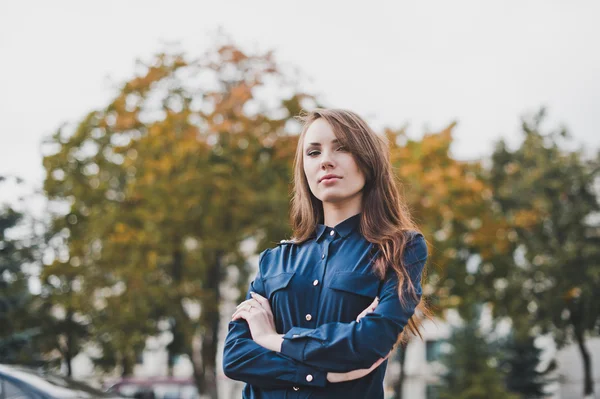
[0,176,39,363]
[440,308,519,399]
[500,334,554,398]
[390,341,407,399]
[389,124,512,314]
[488,109,600,397]
[41,38,312,396]
[386,125,512,398]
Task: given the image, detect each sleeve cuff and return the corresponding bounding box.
[281,327,311,362]
[295,365,327,388]
[283,327,315,340]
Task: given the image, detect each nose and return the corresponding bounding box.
[320,149,335,170]
[320,158,334,170]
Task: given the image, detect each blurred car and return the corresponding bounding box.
[105,377,199,399]
[0,364,124,398]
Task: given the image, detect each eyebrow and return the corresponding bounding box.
[306,139,341,147]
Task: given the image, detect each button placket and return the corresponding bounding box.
[308,232,334,328]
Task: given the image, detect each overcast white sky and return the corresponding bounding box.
[1,0,599,210]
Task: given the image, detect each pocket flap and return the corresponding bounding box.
[264,272,295,297]
[328,271,380,298]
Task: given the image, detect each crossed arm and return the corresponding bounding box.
[222,234,428,387]
[223,281,385,389]
[222,275,329,389]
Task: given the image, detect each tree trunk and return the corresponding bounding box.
[121,351,134,377]
[574,326,594,397]
[190,308,219,399]
[203,251,223,399]
[190,350,208,398]
[394,342,408,399]
[61,312,74,377]
[64,341,73,377]
[191,251,223,399]
[167,351,174,377]
[200,333,218,399]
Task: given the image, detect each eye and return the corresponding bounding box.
[307,150,320,157]
[336,145,347,152]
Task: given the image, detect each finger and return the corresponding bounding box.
[250,293,272,312]
[231,308,245,320]
[357,303,378,322]
[231,309,251,321]
[358,298,379,321]
[356,310,368,322]
[236,298,260,308]
[250,291,266,300]
[232,304,257,319]
[231,306,246,319]
[232,304,254,319]
[370,297,379,309]
[250,292,270,308]
[236,298,261,310]
[236,299,253,309]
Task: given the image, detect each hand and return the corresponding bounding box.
[231,292,282,351]
[356,296,379,323]
[326,350,392,383]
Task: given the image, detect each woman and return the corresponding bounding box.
[222,109,429,398]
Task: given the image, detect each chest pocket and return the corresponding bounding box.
[327,272,381,321]
[263,272,295,301]
[328,271,380,299]
[263,272,295,333]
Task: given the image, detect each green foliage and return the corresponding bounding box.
[28,33,598,396]
[487,109,600,395]
[388,125,511,316]
[440,310,519,399]
[500,335,554,398]
[41,39,313,389]
[0,177,39,363]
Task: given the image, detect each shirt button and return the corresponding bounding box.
[293,386,300,391]
[321,253,325,259]
[313,279,319,286]
[306,374,313,382]
[330,230,335,236]
[305,314,312,321]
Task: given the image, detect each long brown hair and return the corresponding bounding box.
[289,108,430,343]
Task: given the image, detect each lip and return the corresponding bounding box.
[319,174,342,183]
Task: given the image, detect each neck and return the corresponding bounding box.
[322,194,362,227]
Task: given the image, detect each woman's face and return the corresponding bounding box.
[302,118,366,204]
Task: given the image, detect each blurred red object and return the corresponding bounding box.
[105,377,199,399]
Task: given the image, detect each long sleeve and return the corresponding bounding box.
[222,250,327,389]
[280,233,428,372]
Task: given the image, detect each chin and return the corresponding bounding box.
[318,192,350,203]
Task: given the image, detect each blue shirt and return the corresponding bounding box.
[223,213,428,398]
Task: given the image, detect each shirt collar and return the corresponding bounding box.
[315,213,361,242]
